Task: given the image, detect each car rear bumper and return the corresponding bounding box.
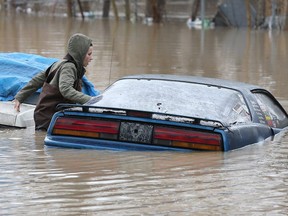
[44,135,194,152]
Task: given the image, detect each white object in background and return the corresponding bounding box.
[0,101,35,128]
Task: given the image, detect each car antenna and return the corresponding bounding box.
[109,23,118,85]
[109,36,114,85]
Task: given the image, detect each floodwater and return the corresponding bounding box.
[1,12,288,215]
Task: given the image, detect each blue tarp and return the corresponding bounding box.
[0,52,99,101]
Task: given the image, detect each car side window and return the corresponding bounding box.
[253,92,288,128]
[222,92,251,124]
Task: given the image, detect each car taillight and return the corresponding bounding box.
[52,117,120,139]
[153,126,222,151]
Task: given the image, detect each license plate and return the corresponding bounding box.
[119,122,153,143]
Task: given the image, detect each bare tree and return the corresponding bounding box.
[190,0,200,21]
[102,0,110,18]
[125,0,131,21]
[145,0,166,23]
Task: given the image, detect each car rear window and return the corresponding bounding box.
[96,79,251,125]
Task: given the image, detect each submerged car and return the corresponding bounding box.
[44,74,288,151]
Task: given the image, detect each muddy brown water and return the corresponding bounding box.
[0,13,288,215]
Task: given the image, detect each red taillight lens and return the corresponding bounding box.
[52,117,119,138]
[154,126,222,151]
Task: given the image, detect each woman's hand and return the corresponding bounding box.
[13,99,21,112]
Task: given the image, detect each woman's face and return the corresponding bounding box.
[83,46,93,67]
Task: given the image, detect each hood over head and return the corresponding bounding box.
[66,33,92,75]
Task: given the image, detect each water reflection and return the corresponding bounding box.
[1,12,288,215]
[1,127,288,215]
[1,13,288,95]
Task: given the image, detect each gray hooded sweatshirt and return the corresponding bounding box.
[15,33,92,104]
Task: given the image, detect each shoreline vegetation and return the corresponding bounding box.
[1,0,288,30]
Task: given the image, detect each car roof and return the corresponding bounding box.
[121,74,262,92]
